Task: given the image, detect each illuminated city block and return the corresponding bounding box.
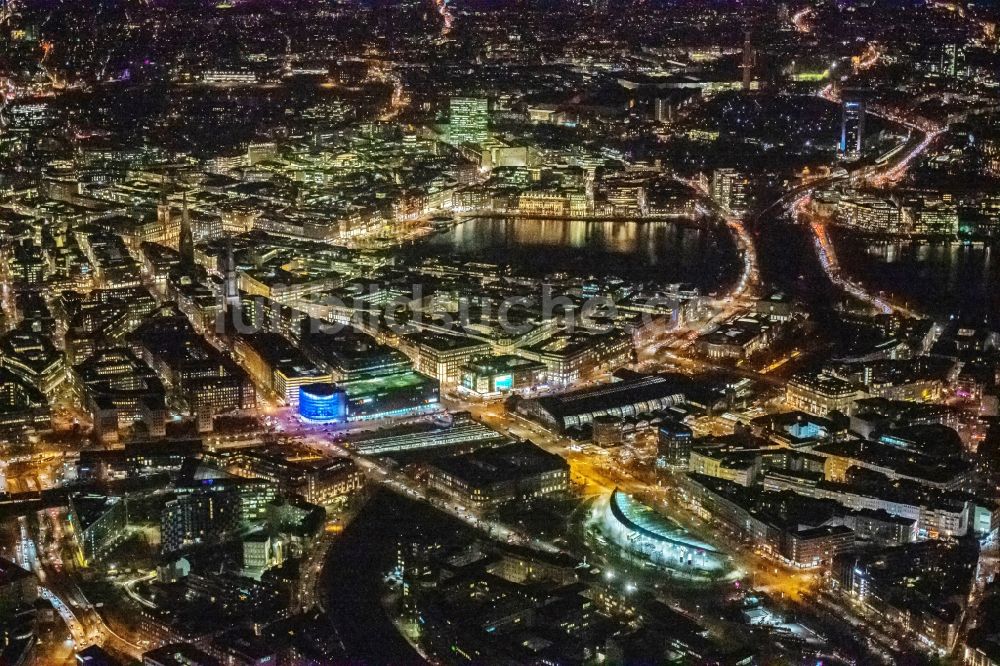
[341,371,440,421]
[299,383,349,422]
[599,489,730,575]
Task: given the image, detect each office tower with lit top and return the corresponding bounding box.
[840,96,867,158]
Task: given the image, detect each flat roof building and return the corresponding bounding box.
[786,371,867,417]
[233,332,332,405]
[459,354,547,397]
[523,331,634,388]
[68,493,128,566]
[0,557,37,614]
[407,332,491,385]
[426,441,569,507]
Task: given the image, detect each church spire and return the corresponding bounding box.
[178,189,195,271]
[223,234,239,309]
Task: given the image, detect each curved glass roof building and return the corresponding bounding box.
[600,488,730,574]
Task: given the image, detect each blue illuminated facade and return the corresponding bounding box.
[299,383,348,422]
[494,373,513,392]
[840,98,866,156]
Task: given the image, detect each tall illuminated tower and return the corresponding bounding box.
[740,30,755,92]
[840,96,867,157]
[223,236,239,309]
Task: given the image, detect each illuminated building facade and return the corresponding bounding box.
[131,305,256,431]
[161,479,276,553]
[340,370,440,421]
[840,97,866,157]
[74,347,168,443]
[68,493,128,566]
[449,96,489,144]
[298,383,348,422]
[161,489,240,554]
[657,422,695,466]
[786,371,867,417]
[300,323,413,382]
[0,368,51,434]
[837,193,902,233]
[599,489,729,573]
[835,541,978,650]
[459,354,546,397]
[233,332,332,405]
[710,168,753,214]
[694,314,779,360]
[409,333,490,385]
[524,331,634,389]
[219,446,364,506]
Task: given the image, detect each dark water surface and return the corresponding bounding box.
[831,231,1000,322]
[405,216,742,291]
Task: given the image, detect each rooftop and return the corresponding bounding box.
[532,373,690,420]
[142,642,222,666]
[0,557,32,588]
[430,441,568,487]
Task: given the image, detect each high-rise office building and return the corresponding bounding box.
[654,98,669,123]
[657,422,694,467]
[711,168,754,214]
[161,494,228,553]
[68,493,128,565]
[741,30,755,92]
[919,43,966,79]
[840,97,867,157]
[449,96,489,144]
[159,483,257,553]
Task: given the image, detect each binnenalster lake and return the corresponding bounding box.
[403,216,742,292]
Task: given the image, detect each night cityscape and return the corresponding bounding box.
[1,0,1000,664]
